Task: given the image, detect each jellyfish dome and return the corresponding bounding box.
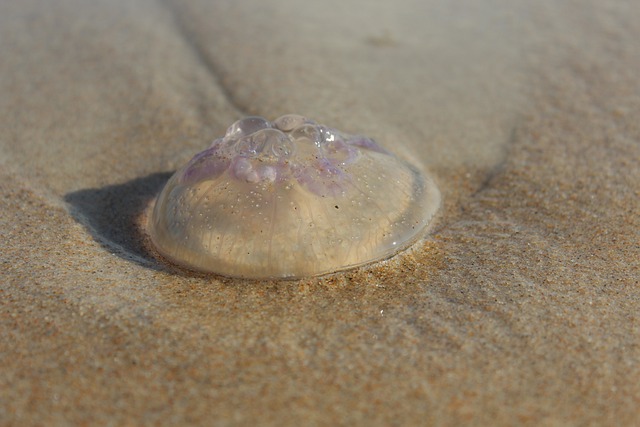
[148,115,440,279]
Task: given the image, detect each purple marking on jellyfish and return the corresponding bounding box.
[180,147,230,185]
[208,137,224,149]
[292,157,351,197]
[321,138,359,166]
[347,136,389,154]
[229,157,282,184]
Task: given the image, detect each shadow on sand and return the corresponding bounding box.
[64,172,172,270]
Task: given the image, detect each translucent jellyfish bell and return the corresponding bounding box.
[148,115,440,279]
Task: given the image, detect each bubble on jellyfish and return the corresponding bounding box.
[147,114,440,279]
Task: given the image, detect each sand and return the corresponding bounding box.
[1,0,639,425]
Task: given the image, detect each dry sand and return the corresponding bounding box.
[1,0,639,425]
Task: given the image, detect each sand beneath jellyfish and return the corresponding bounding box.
[0,0,639,425]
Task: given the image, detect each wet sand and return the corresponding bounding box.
[1,0,639,425]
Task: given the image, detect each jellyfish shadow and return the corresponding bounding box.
[64,172,173,270]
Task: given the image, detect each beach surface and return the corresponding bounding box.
[1,0,639,425]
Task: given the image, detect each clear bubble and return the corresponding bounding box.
[148,115,441,279]
[273,114,312,132]
[225,116,271,138]
[290,124,322,147]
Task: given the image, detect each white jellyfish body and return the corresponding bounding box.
[148,115,440,279]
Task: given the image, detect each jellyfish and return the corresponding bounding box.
[148,115,440,279]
